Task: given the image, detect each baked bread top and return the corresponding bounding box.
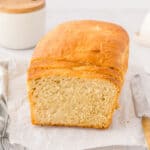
[28,20,129,89]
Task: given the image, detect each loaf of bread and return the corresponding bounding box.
[27,20,129,129]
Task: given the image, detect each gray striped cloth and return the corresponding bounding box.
[0,61,27,150]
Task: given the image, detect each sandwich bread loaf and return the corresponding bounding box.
[27,20,129,129]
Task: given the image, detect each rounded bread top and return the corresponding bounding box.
[32,20,129,72]
[0,0,45,13]
[28,20,129,88]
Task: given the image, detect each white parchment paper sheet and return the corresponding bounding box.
[6,59,145,150]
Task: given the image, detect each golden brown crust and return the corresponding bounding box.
[28,20,129,90]
[31,119,112,129]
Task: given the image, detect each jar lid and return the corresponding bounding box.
[0,0,45,14]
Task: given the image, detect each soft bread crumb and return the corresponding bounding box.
[28,76,118,129]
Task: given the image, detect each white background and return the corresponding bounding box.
[46,0,150,9]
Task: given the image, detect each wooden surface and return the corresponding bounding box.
[0,0,45,13]
[142,117,150,150]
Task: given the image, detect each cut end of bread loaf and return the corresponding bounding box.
[28,76,119,129]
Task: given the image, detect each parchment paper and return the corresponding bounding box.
[7,59,146,150]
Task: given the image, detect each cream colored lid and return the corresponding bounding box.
[0,0,45,13]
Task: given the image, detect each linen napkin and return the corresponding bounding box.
[0,61,27,150]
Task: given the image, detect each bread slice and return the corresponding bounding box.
[27,20,129,129]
